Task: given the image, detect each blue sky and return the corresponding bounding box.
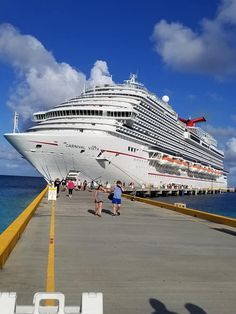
[0,0,236,185]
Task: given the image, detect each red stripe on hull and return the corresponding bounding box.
[104,149,147,160]
[30,140,58,146]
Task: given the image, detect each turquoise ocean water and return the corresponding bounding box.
[0,175,46,233]
[152,193,236,219]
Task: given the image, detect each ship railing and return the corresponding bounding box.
[187,127,217,146]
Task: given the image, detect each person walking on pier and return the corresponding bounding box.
[67,179,75,198]
[94,184,106,217]
[61,178,66,191]
[54,178,61,195]
[112,180,124,216]
[83,180,87,191]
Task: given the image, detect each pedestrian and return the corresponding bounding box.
[77,179,82,190]
[94,184,106,217]
[61,178,66,191]
[67,179,75,198]
[54,178,61,195]
[90,180,95,189]
[83,180,87,191]
[112,180,124,216]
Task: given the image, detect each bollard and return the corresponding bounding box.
[174,203,186,208]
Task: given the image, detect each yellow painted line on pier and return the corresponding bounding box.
[0,186,48,268]
[45,199,55,306]
[123,194,236,228]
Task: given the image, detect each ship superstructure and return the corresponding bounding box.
[5,75,227,188]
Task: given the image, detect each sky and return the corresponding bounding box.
[0,0,236,186]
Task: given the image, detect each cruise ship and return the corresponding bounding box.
[5,75,227,188]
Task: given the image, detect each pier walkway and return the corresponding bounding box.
[0,189,236,313]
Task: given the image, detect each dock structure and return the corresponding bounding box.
[1,189,236,313]
[124,186,236,197]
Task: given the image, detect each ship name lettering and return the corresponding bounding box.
[65,143,85,149]
[88,145,99,151]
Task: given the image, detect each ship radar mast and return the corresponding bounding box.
[130,73,137,83]
[13,112,20,133]
[124,73,144,88]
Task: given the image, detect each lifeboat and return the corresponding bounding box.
[189,164,200,172]
[158,155,171,166]
[195,164,202,172]
[171,158,182,168]
[198,166,205,173]
[202,167,209,174]
[165,157,176,167]
[207,168,214,176]
[180,161,189,170]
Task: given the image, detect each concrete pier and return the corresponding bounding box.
[0,189,236,313]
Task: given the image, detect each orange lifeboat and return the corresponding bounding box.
[171,158,182,168]
[180,161,189,170]
[159,155,170,166]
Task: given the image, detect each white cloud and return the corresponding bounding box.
[87,60,114,88]
[204,125,236,137]
[6,163,19,169]
[0,23,113,120]
[0,145,21,161]
[152,0,236,76]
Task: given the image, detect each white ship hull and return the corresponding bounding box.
[5,75,227,188]
[5,131,227,189]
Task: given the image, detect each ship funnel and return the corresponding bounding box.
[179,116,206,127]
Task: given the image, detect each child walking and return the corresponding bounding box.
[94,184,106,217]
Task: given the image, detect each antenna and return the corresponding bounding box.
[13,112,19,133]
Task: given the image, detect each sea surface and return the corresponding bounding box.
[0,175,46,233]
[152,193,236,218]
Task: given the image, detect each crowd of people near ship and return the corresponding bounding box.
[52,177,124,217]
[52,177,197,219]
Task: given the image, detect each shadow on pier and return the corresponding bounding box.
[150,298,207,314]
